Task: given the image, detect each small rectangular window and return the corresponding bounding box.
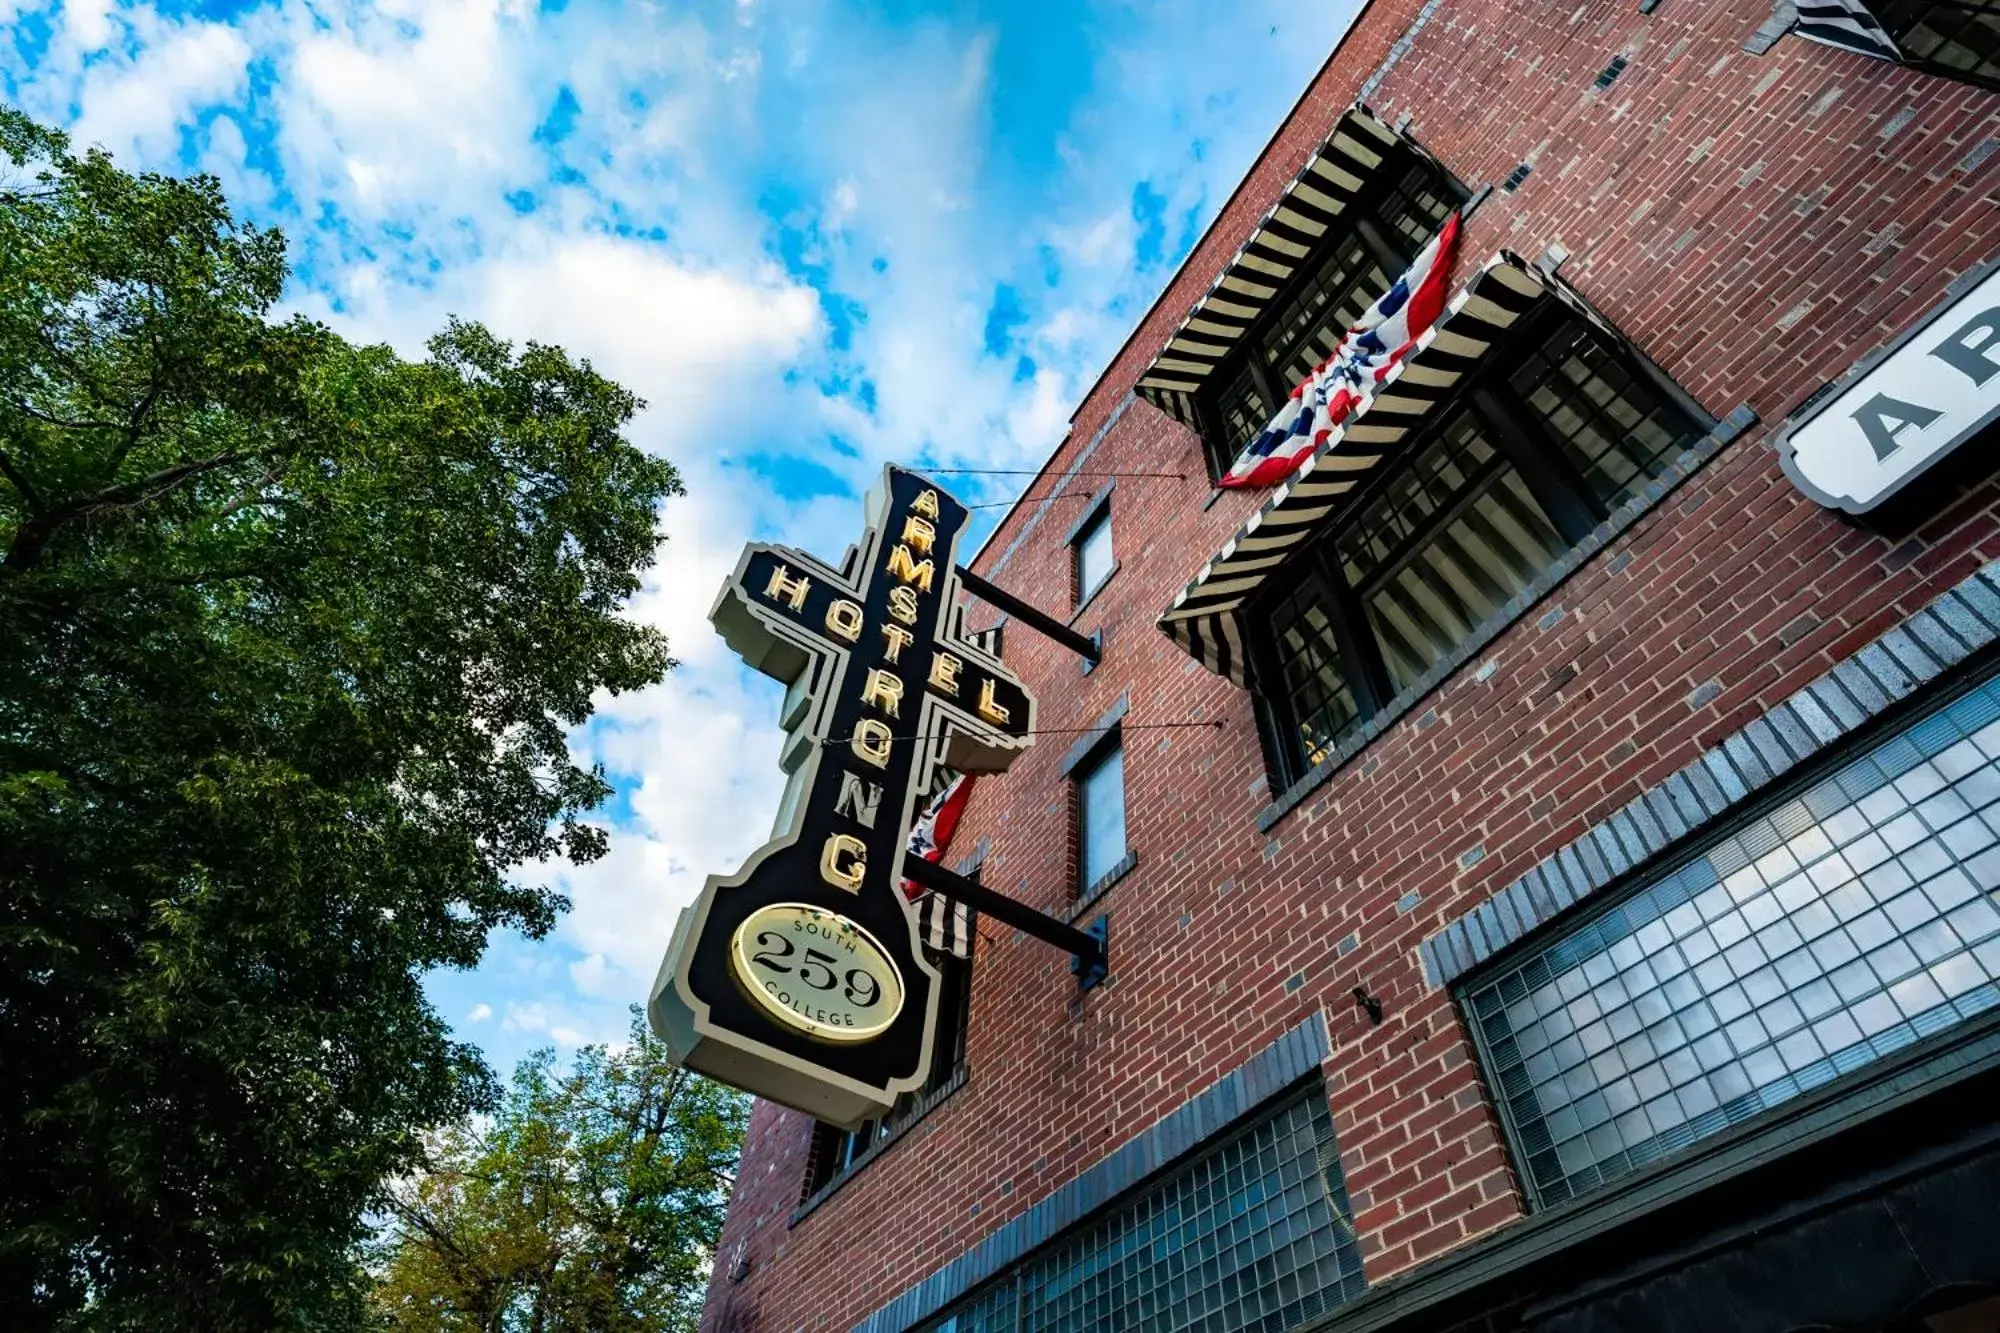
[1076,734,1128,896]
[1073,505,1114,607]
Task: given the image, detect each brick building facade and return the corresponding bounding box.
[696,2,2000,1330]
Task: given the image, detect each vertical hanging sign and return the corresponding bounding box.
[650,467,1035,1128]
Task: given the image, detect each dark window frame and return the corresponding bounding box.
[1068,489,1116,610]
[1872,0,2000,92]
[1072,728,1132,903]
[1191,147,1471,483]
[1244,300,1711,791]
[798,919,977,1209]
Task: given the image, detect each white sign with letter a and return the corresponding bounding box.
[1778,261,2000,515]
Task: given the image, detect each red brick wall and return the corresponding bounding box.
[702,1,2000,1327]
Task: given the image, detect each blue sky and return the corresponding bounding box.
[2,0,1358,1072]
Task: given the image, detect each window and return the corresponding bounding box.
[1195,151,1467,479]
[1465,671,2000,1209]
[802,933,974,1201]
[1072,502,1114,607]
[916,1086,1367,1333]
[1245,306,1706,788]
[1873,0,2000,89]
[1336,408,1569,694]
[1075,733,1128,897]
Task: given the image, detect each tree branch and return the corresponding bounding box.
[100,376,168,482]
[75,448,262,513]
[216,460,288,520]
[6,395,127,433]
[0,450,45,514]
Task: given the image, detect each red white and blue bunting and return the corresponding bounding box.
[903,773,974,959]
[1219,213,1463,490]
[1160,251,1599,687]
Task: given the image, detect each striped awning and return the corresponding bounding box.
[1159,251,1611,686]
[1793,1,1902,60]
[1135,106,1419,429]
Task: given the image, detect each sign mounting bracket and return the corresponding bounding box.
[902,854,1110,991]
[956,565,1102,666]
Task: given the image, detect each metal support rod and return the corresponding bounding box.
[956,566,1102,665]
[902,854,1108,989]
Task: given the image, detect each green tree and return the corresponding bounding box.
[370,1015,746,1333]
[0,107,682,1328]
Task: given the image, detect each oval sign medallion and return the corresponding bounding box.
[729,903,905,1044]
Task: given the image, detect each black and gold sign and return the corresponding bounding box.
[649,467,1034,1127]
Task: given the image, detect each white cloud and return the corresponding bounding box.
[532,482,791,992]
[277,0,534,218]
[61,0,119,50]
[476,239,823,432]
[2,0,1363,1073]
[500,1001,590,1048]
[67,12,251,164]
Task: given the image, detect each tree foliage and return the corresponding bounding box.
[0,106,683,1328]
[371,1015,747,1333]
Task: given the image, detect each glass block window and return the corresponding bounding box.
[918,1088,1367,1333]
[1507,321,1695,514]
[1874,0,2000,88]
[1466,674,2000,1208]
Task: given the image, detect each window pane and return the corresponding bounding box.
[1508,322,1699,513]
[1336,407,1501,589]
[1874,0,2000,85]
[1465,674,2000,1208]
[1260,234,1388,390]
[1374,159,1461,255]
[1268,582,1363,775]
[1332,408,1565,692]
[1079,742,1127,891]
[1211,360,1274,465]
[1255,157,1462,398]
[1076,512,1114,602]
[1367,468,1565,691]
[920,1090,1368,1333]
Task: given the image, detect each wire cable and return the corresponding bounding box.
[816,717,1224,748]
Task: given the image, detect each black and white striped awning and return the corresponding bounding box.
[1159,251,1625,687]
[1793,0,1902,60]
[1135,106,1421,429]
